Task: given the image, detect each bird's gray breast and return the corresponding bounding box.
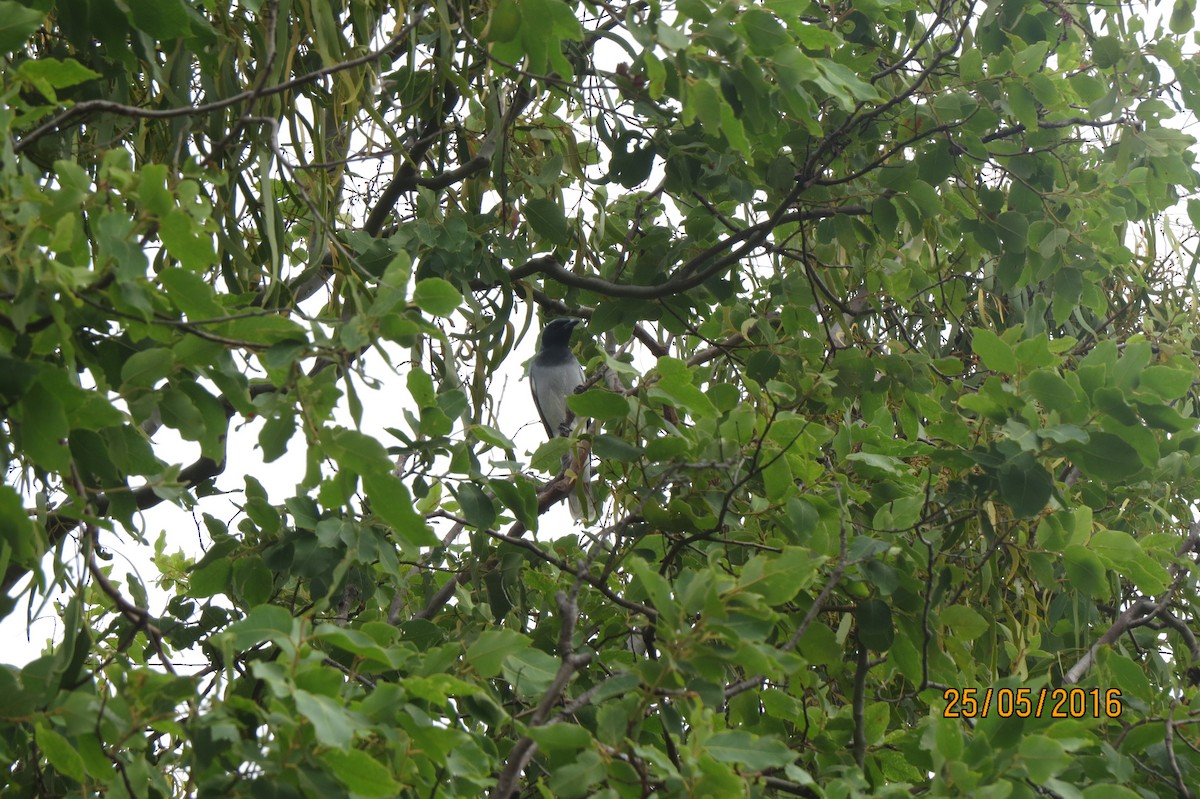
[531,352,584,435]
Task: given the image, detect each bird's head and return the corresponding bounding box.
[541,317,584,349]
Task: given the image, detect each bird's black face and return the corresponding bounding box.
[541,317,582,349]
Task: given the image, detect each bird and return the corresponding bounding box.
[529,317,594,521]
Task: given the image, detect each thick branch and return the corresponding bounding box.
[509,206,867,300]
[1063,525,1200,685]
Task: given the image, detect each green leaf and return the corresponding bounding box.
[222,604,296,650]
[1026,369,1082,416]
[737,547,821,604]
[1063,545,1108,598]
[1092,35,1123,69]
[707,730,796,770]
[18,58,99,91]
[320,748,401,797]
[738,9,790,56]
[627,556,676,617]
[402,673,480,703]
[187,555,230,598]
[46,373,108,432]
[528,723,592,751]
[0,2,43,53]
[567,389,629,420]
[592,433,641,461]
[547,749,606,796]
[1014,334,1058,369]
[314,624,404,669]
[1170,0,1197,33]
[813,58,881,109]
[525,197,570,246]
[488,476,539,531]
[295,689,358,748]
[588,672,641,704]
[1100,650,1153,704]
[718,96,751,158]
[219,315,306,344]
[120,348,175,389]
[654,356,717,418]
[0,485,39,565]
[467,630,531,678]
[159,385,202,431]
[159,208,217,270]
[846,451,905,476]
[35,724,87,782]
[1019,735,1070,782]
[501,648,561,698]
[996,211,1028,249]
[411,278,461,317]
[1095,387,1138,425]
[973,328,1018,374]
[454,482,496,529]
[406,368,436,408]
[363,472,439,548]
[137,163,172,215]
[940,605,989,640]
[760,443,794,502]
[18,381,70,472]
[544,0,584,40]
[1082,787,1140,799]
[856,599,894,651]
[531,435,572,473]
[231,556,273,607]
[1138,365,1193,400]
[258,413,296,463]
[484,0,521,42]
[469,423,516,450]
[124,0,192,38]
[643,50,666,99]
[325,427,393,476]
[960,47,983,81]
[861,559,899,596]
[1089,530,1169,595]
[685,77,722,128]
[904,180,942,216]
[160,268,225,320]
[1013,41,1050,77]
[998,453,1052,518]
[1070,432,1142,481]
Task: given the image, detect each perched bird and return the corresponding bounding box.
[530,317,594,520]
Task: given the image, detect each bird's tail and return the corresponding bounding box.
[564,453,595,522]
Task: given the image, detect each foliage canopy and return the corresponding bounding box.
[3,0,1200,796]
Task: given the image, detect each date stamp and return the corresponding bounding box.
[942,687,1123,719]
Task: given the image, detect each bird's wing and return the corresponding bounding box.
[530,363,556,438]
[531,355,584,437]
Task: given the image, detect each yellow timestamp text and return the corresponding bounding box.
[942,687,1123,719]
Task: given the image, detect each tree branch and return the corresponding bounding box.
[13,10,430,155]
[488,588,591,799]
[509,206,868,300]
